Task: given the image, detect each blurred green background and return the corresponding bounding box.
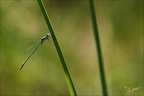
[0,0,143,96]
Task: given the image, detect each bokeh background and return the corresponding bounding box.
[0,0,143,96]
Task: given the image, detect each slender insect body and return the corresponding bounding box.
[20,33,52,70]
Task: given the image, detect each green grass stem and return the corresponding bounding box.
[37,0,77,95]
[89,0,109,96]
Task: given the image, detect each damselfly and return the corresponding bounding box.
[20,33,52,70]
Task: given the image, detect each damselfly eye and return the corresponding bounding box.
[47,33,51,37]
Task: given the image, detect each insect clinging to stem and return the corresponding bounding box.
[20,33,52,70]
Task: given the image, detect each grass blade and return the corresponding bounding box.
[89,0,109,96]
[37,0,77,95]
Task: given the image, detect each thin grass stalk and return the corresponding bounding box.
[89,0,108,96]
[37,0,77,95]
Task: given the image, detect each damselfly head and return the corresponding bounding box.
[40,33,52,44]
[46,33,51,38]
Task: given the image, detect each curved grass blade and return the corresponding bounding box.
[37,0,77,95]
[89,0,108,96]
